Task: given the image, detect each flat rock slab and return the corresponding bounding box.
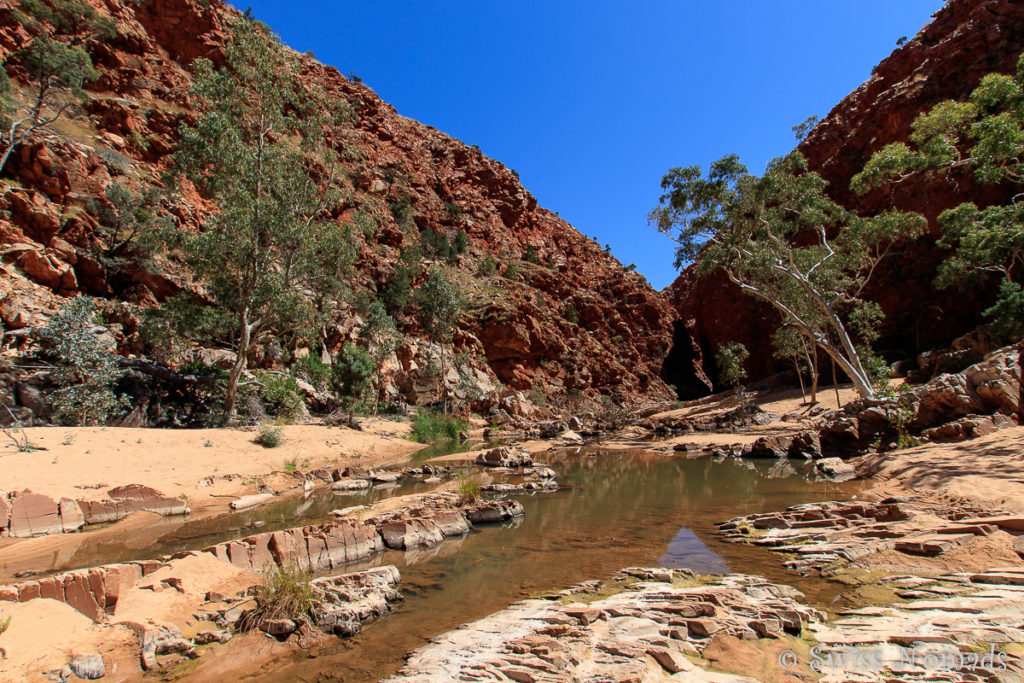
[894,533,973,557]
[9,491,62,537]
[381,571,814,682]
[230,493,274,511]
[332,479,371,491]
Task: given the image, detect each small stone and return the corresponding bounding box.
[260,618,297,636]
[69,653,105,679]
[194,630,232,645]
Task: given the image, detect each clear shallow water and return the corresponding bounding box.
[235,448,866,683]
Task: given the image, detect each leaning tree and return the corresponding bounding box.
[650,152,926,399]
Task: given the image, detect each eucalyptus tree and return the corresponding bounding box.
[0,0,109,176]
[853,52,1024,340]
[165,17,349,420]
[651,152,926,399]
[360,301,400,414]
[415,268,464,412]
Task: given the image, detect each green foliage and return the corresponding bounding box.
[260,373,304,419]
[0,33,97,174]
[792,115,820,142]
[16,0,117,38]
[527,384,547,406]
[651,152,926,399]
[457,472,481,504]
[715,341,749,390]
[443,201,462,216]
[503,259,519,279]
[523,244,540,264]
[86,183,167,274]
[410,409,468,443]
[0,614,9,635]
[382,265,413,316]
[332,342,374,421]
[853,53,1024,340]
[39,296,129,426]
[415,268,464,347]
[477,252,497,277]
[382,243,421,316]
[389,195,415,230]
[772,324,818,402]
[360,301,400,413]
[163,18,350,418]
[561,302,579,324]
[421,228,468,264]
[415,268,464,411]
[292,352,330,389]
[878,384,922,449]
[452,228,468,254]
[254,425,283,448]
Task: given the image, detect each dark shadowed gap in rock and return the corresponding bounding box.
[661,319,714,399]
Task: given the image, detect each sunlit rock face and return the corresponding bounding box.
[0,0,678,406]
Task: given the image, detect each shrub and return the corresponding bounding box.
[451,229,468,255]
[254,425,283,448]
[40,296,129,426]
[260,373,305,418]
[292,353,330,389]
[410,409,468,443]
[562,303,579,324]
[528,384,547,406]
[0,614,9,635]
[332,343,374,425]
[523,244,539,264]
[477,253,497,277]
[240,563,314,632]
[715,342,749,397]
[383,265,414,315]
[389,195,414,230]
[457,472,481,504]
[443,202,462,216]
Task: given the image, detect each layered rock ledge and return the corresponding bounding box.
[383,569,821,682]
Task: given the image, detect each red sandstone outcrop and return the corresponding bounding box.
[0,0,676,406]
[665,0,1024,397]
[0,485,187,538]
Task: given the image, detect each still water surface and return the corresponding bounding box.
[242,448,865,682]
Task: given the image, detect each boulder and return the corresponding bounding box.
[68,653,105,680]
[815,458,856,478]
[475,446,532,468]
[14,382,48,417]
[557,430,583,445]
[379,518,445,550]
[463,499,525,524]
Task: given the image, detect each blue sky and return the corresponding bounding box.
[234,1,943,290]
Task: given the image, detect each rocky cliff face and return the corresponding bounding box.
[665,0,1024,398]
[0,0,677,409]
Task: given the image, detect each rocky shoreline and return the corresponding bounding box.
[382,566,1024,683]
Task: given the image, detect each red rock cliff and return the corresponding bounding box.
[0,0,678,403]
[664,0,1024,398]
